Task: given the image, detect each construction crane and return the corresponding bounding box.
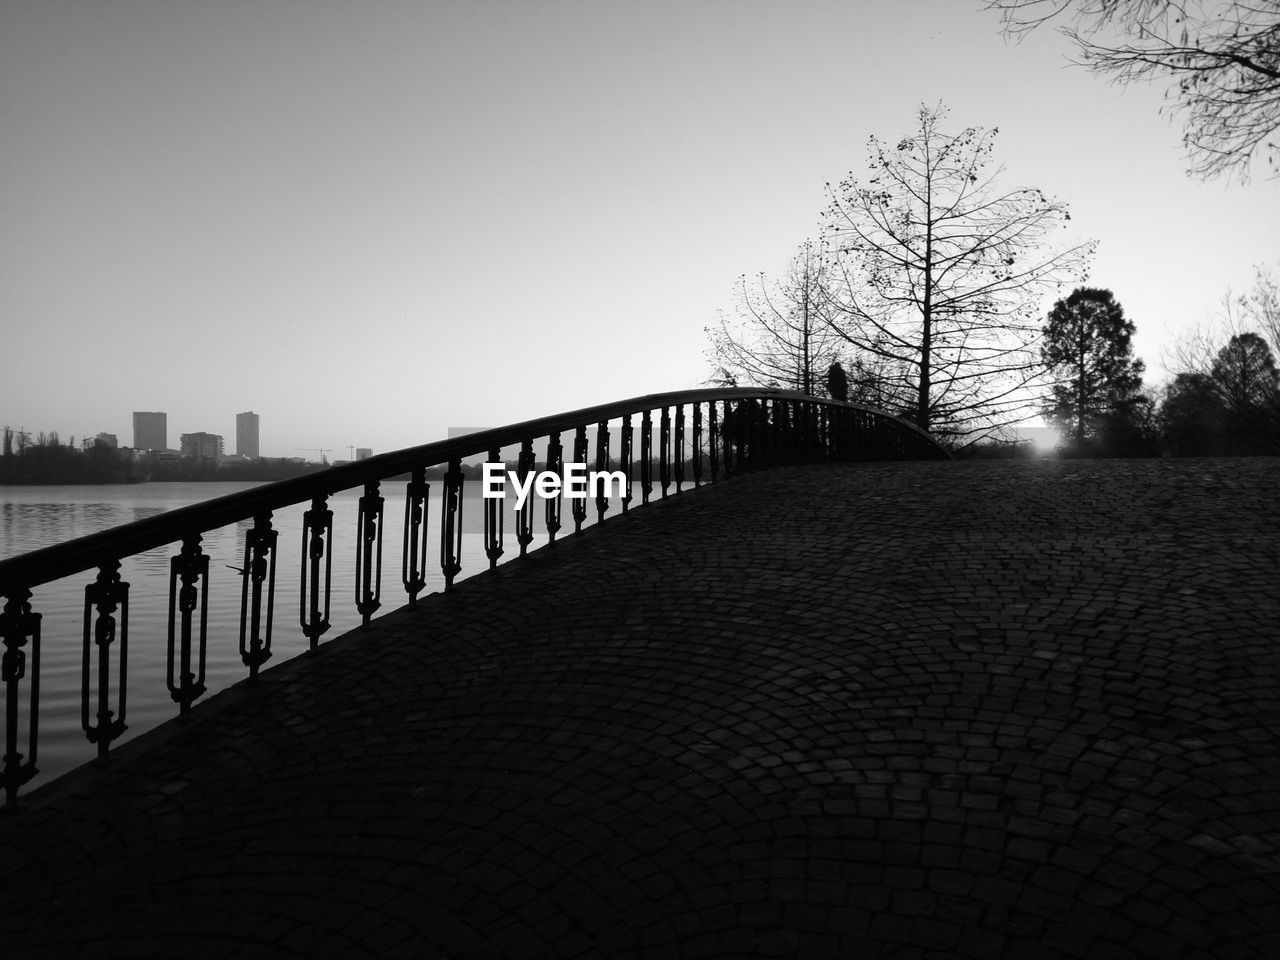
[295,447,332,466]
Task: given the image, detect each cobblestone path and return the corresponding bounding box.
[2,458,1278,959]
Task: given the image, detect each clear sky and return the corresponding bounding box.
[2,0,1276,457]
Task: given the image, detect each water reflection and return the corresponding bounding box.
[2,478,635,789]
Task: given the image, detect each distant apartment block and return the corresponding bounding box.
[82,433,118,450]
[180,432,224,461]
[355,447,372,461]
[236,411,260,459]
[133,411,167,451]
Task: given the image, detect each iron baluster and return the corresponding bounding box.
[763,399,776,468]
[82,561,128,759]
[640,411,653,505]
[620,415,633,513]
[709,402,720,482]
[402,469,430,605]
[778,401,793,465]
[788,400,799,463]
[440,458,464,590]
[239,513,277,679]
[166,535,209,717]
[356,481,385,626]
[814,402,825,461]
[571,426,588,533]
[544,434,563,543]
[659,406,671,498]
[516,441,535,557]
[300,496,333,650]
[2,589,41,808]
[484,446,504,569]
[692,403,703,485]
[595,420,610,524]
[720,401,733,476]
[748,399,763,469]
[674,404,685,492]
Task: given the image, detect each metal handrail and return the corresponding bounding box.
[0,387,950,807]
[0,389,944,592]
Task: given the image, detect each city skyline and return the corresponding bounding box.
[2,406,370,461]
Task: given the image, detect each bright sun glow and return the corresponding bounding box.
[1031,427,1062,451]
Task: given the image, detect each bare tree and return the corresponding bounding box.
[823,103,1093,441]
[1163,262,1280,371]
[705,240,847,395]
[1240,261,1280,353]
[986,0,1280,180]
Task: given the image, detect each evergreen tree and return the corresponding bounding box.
[1210,332,1280,452]
[1041,287,1146,445]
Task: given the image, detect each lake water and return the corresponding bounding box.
[1,476,645,792]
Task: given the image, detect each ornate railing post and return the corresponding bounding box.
[659,406,671,498]
[300,496,333,650]
[356,481,385,626]
[696,401,706,483]
[516,440,536,557]
[674,404,686,492]
[709,402,720,482]
[544,434,563,544]
[731,401,749,472]
[402,469,429,605]
[571,426,588,533]
[782,399,794,462]
[2,589,41,809]
[239,513,277,679]
[82,562,128,759]
[484,445,504,570]
[167,535,209,717]
[440,458,464,590]
[620,416,634,514]
[640,411,653,505]
[595,421,611,524]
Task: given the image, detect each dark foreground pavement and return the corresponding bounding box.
[3,458,1279,959]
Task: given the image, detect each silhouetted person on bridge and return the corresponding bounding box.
[826,362,848,402]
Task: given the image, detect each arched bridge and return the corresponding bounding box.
[0,388,948,806]
[2,391,1278,959]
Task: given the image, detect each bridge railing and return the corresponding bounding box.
[0,388,948,806]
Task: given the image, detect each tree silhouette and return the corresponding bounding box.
[1161,372,1223,455]
[824,103,1092,441]
[1211,332,1280,451]
[706,241,845,396]
[986,0,1280,180]
[1041,287,1146,444]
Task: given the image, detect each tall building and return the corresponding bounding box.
[236,411,260,459]
[355,447,372,461]
[133,411,167,451]
[180,432,223,461]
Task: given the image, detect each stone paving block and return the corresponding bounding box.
[3,458,1279,958]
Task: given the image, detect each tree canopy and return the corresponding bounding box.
[1040,287,1146,444]
[823,104,1093,441]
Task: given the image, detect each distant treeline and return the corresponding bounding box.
[0,430,329,485]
